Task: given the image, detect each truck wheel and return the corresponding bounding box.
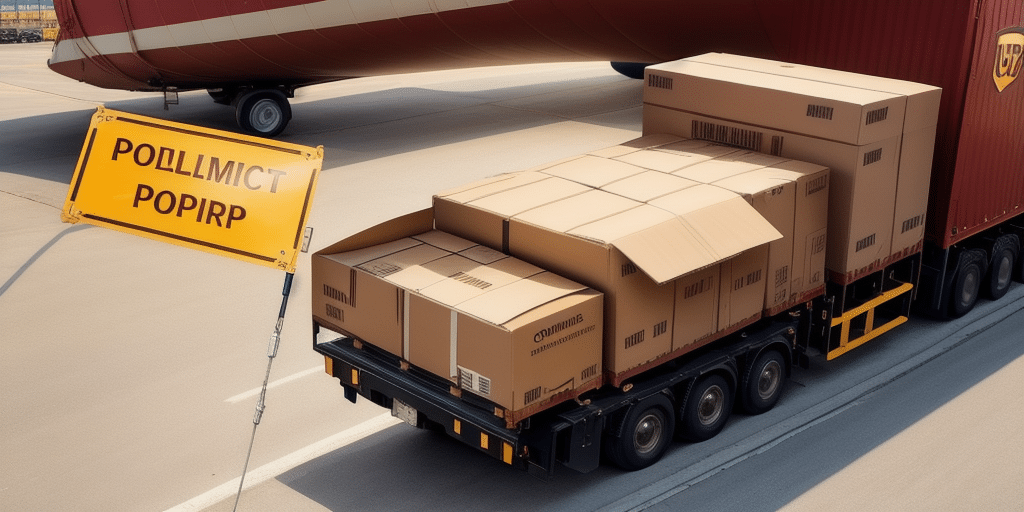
[739,350,785,415]
[603,394,675,471]
[985,246,1014,300]
[235,89,291,137]
[951,250,984,317]
[678,374,732,442]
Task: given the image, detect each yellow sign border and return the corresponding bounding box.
[62,107,323,273]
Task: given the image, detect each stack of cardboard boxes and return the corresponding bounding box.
[643,53,940,283]
[434,135,830,382]
[313,223,604,421]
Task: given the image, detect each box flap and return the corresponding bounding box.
[513,189,641,233]
[540,155,646,188]
[601,171,700,202]
[457,271,587,326]
[412,229,478,253]
[467,176,590,216]
[434,171,548,203]
[567,205,718,284]
[458,244,507,264]
[314,208,433,256]
[383,253,478,291]
[614,149,707,173]
[650,185,782,261]
[357,243,449,278]
[419,256,544,306]
[672,151,786,183]
[322,237,422,267]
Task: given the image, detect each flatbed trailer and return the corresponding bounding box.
[313,1,1022,474]
[315,313,801,474]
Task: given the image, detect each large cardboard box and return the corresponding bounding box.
[682,53,940,263]
[314,222,604,415]
[644,107,896,282]
[712,170,798,313]
[434,173,590,252]
[648,185,770,329]
[644,60,907,146]
[750,161,831,305]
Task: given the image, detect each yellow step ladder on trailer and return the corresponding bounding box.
[827,282,914,360]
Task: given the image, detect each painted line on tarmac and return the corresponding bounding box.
[164,412,402,512]
[225,366,323,404]
[598,291,1024,512]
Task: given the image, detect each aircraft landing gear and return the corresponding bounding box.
[208,87,293,137]
[234,89,292,137]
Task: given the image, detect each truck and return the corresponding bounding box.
[311,2,1023,475]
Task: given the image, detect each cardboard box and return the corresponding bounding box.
[644,60,907,146]
[712,170,798,313]
[648,185,771,328]
[890,126,935,261]
[683,53,940,263]
[315,223,604,414]
[750,161,831,305]
[456,277,603,412]
[644,107,896,280]
[434,173,590,252]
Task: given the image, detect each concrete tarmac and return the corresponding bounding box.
[1,43,639,511]
[3,42,1022,512]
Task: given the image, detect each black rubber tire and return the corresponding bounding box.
[678,374,732,442]
[235,89,291,137]
[603,394,675,471]
[738,350,786,415]
[610,62,649,80]
[985,247,1014,300]
[951,251,984,318]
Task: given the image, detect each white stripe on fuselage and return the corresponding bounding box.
[51,0,512,65]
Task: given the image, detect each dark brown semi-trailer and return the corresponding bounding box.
[758,0,1024,319]
[314,2,1022,474]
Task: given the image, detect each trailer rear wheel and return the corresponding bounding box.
[985,246,1014,300]
[603,394,675,471]
[678,374,732,442]
[739,350,785,415]
[951,250,984,317]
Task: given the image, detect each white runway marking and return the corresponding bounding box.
[225,366,323,404]
[164,412,402,512]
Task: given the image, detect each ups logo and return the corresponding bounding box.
[993,27,1024,92]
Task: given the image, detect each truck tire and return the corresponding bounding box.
[678,374,732,442]
[951,249,985,317]
[985,243,1015,300]
[739,350,785,415]
[603,394,675,471]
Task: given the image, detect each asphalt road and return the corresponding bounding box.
[2,43,1022,512]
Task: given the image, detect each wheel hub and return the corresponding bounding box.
[697,385,724,426]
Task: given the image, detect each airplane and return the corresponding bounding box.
[48,0,1018,138]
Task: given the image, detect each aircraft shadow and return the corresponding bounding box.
[0,72,640,184]
[267,287,1024,512]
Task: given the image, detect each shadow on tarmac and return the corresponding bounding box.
[265,290,1024,512]
[0,75,639,183]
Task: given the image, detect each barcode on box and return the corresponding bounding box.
[648,74,673,90]
[863,148,883,166]
[902,214,924,233]
[855,234,877,252]
[866,106,889,125]
[806,104,834,120]
[692,120,786,156]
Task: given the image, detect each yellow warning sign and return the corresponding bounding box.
[61,108,323,273]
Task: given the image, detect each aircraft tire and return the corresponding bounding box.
[235,89,291,137]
